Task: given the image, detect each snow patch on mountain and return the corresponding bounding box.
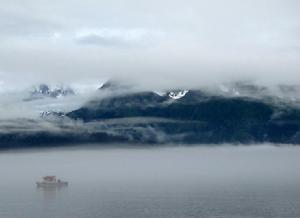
[25,84,75,101]
[40,110,66,121]
[168,90,189,99]
[153,91,166,97]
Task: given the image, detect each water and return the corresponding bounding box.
[0,144,300,218]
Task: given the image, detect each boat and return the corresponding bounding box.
[36,176,68,187]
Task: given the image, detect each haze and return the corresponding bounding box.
[1,144,300,185]
[1,145,300,217]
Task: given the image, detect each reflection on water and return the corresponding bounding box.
[0,144,300,218]
[36,185,68,201]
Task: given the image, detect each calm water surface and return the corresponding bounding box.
[0,144,300,218]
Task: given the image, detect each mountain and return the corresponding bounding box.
[1,81,300,148]
[67,84,300,144]
[24,84,75,101]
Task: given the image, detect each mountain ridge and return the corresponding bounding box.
[1,81,300,148]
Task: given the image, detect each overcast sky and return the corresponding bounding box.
[0,0,300,90]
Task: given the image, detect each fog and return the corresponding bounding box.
[1,0,300,90]
[1,144,300,186]
[1,144,300,217]
[0,84,97,119]
[2,1,300,216]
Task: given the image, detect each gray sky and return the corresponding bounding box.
[0,0,300,90]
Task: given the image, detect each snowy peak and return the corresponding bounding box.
[26,84,75,100]
[168,90,189,99]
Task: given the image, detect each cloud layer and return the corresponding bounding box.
[0,0,300,89]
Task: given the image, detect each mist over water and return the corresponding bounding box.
[0,144,300,218]
[1,1,300,217]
